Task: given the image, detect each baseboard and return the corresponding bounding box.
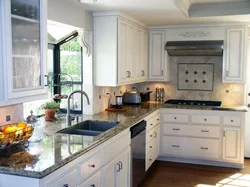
[157,156,244,169]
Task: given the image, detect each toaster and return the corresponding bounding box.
[123,91,141,104]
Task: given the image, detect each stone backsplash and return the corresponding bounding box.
[0,104,24,127]
[95,56,245,112]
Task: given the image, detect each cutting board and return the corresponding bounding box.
[105,106,131,112]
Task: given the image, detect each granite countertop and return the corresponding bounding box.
[0,101,163,179]
[0,101,246,179]
[163,104,248,112]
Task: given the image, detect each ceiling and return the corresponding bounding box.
[73,0,250,26]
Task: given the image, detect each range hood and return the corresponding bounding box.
[165,40,223,56]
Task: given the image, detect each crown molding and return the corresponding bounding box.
[172,0,191,17]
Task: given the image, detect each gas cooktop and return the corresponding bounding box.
[165,99,222,107]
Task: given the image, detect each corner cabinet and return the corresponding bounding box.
[93,12,148,87]
[148,30,170,82]
[223,27,247,83]
[0,0,48,106]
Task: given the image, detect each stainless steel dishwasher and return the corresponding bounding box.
[131,120,146,187]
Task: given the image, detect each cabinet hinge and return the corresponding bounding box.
[223,131,226,137]
[226,71,229,77]
[161,70,164,76]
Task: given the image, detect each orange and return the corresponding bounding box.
[4,126,17,138]
[17,122,27,128]
[1,126,8,133]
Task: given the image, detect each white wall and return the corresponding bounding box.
[47,0,93,30]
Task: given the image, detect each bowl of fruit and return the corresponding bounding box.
[0,122,34,149]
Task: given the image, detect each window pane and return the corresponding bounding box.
[60,37,82,82]
[60,84,82,112]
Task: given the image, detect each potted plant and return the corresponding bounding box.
[41,101,60,121]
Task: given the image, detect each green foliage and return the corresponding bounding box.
[60,38,82,81]
[41,100,60,110]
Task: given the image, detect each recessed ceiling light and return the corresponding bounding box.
[78,0,97,3]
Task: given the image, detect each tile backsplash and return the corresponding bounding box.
[94,56,245,112]
[0,104,24,127]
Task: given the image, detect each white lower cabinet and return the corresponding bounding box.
[160,109,245,168]
[222,127,241,162]
[102,147,130,187]
[145,110,160,171]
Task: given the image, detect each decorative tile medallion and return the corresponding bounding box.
[178,63,214,91]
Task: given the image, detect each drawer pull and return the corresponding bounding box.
[201,147,208,150]
[90,185,95,187]
[116,163,120,172]
[173,128,180,131]
[172,145,180,148]
[63,184,69,187]
[201,130,209,133]
[119,161,123,170]
[231,120,234,122]
[88,164,95,168]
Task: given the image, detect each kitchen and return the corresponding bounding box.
[0,0,250,187]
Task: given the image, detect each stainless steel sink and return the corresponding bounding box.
[57,120,119,136]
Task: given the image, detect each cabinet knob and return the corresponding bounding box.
[90,185,95,187]
[174,117,177,120]
[157,118,160,121]
[150,135,153,137]
[63,184,69,187]
[149,146,153,148]
[204,119,207,121]
[149,159,152,161]
[150,123,153,126]
[231,120,234,122]
[89,164,95,168]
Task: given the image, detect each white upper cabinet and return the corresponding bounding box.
[93,12,148,87]
[148,30,170,81]
[135,29,148,82]
[223,27,247,83]
[0,0,48,106]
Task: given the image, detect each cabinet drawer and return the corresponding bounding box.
[146,140,159,171]
[163,114,189,123]
[147,113,160,132]
[79,152,101,183]
[146,137,157,156]
[103,132,130,164]
[47,168,77,187]
[223,116,241,126]
[162,136,219,159]
[80,170,101,187]
[163,124,220,138]
[146,125,160,143]
[192,115,220,125]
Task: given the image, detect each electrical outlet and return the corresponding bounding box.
[6,115,11,122]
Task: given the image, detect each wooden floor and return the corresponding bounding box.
[139,159,250,187]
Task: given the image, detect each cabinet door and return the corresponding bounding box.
[3,0,47,99]
[141,30,148,80]
[222,127,241,162]
[223,27,246,83]
[135,28,143,80]
[102,160,116,187]
[126,23,135,82]
[118,19,128,84]
[148,30,165,81]
[115,147,131,187]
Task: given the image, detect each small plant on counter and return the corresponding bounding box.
[40,101,60,121]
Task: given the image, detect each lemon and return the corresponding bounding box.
[17,122,27,128]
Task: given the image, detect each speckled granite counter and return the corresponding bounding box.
[0,102,163,179]
[163,104,248,112]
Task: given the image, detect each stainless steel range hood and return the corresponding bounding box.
[165,40,223,56]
